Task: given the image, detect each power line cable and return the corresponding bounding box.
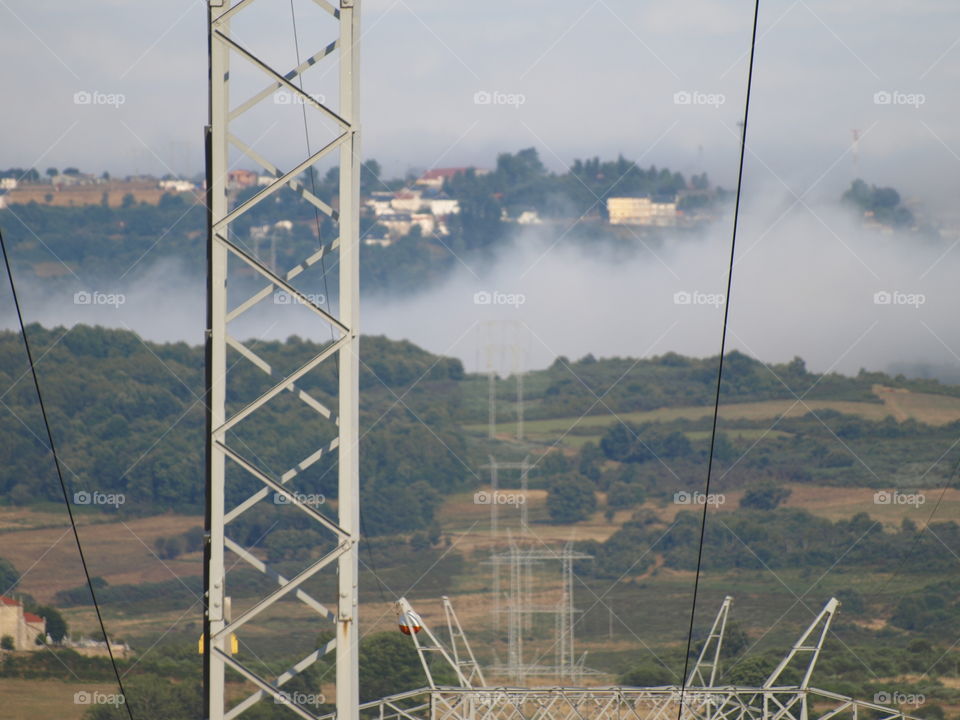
[288,0,390,611]
[0,226,135,720]
[676,0,761,712]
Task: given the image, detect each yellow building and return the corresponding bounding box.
[607,196,677,227]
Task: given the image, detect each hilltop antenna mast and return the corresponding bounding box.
[852,129,861,173]
[204,2,361,719]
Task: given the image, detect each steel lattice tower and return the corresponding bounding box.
[203,1,360,719]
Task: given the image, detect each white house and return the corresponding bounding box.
[158,179,195,193]
[427,198,460,216]
[390,190,424,213]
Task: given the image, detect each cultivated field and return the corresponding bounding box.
[0,679,120,720]
[467,387,960,448]
[0,513,202,603]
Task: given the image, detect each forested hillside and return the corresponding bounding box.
[3,325,960,538]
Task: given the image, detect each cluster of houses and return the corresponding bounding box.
[0,595,132,657]
[362,168,469,245]
[1,164,704,232]
[0,171,200,209]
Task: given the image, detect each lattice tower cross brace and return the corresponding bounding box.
[204,2,361,719]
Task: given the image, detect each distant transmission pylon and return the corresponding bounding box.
[512,344,525,441]
[204,2,361,720]
[852,128,861,174]
[687,596,733,687]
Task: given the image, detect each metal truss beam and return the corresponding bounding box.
[385,596,902,720]
[687,596,733,687]
[204,2,361,719]
[444,595,487,688]
[764,598,839,690]
[399,597,473,689]
[328,687,920,720]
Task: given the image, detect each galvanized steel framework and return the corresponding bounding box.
[204,1,360,719]
[196,8,912,720]
[375,598,916,720]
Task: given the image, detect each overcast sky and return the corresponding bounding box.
[3,0,960,377]
[1,0,959,211]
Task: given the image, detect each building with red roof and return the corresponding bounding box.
[0,596,47,651]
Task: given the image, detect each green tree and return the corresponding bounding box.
[36,606,68,643]
[155,536,183,560]
[607,481,645,509]
[361,158,382,193]
[0,556,20,592]
[740,482,791,511]
[579,441,603,483]
[546,476,597,523]
[724,655,776,685]
[358,632,429,701]
[620,660,675,686]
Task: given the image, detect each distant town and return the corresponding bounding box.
[0,151,939,264]
[0,161,723,249]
